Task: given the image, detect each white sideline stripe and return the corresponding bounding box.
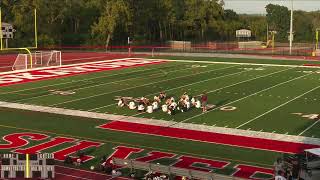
[8,63,221,103]
[205,67,293,94]
[236,84,320,128]
[45,64,241,107]
[0,101,319,146]
[88,65,253,111]
[8,62,206,100]
[89,65,290,112]
[46,63,214,92]
[0,62,183,95]
[147,58,320,69]
[299,119,320,136]
[16,64,237,104]
[171,67,300,124]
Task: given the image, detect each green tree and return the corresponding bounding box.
[265,4,290,41]
[91,0,132,48]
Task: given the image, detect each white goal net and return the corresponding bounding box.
[12,54,28,71]
[12,50,62,71]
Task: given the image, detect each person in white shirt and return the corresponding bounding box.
[168,101,177,115]
[162,104,168,112]
[118,98,125,107]
[170,101,177,110]
[129,101,136,109]
[154,95,160,102]
[191,97,196,106]
[275,171,286,180]
[185,100,191,110]
[146,105,153,113]
[195,99,201,108]
[138,103,145,112]
[152,101,159,110]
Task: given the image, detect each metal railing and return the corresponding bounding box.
[112,158,247,180]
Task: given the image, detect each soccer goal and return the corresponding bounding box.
[12,50,62,71]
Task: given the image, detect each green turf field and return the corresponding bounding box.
[1,57,319,137]
[1,56,320,178]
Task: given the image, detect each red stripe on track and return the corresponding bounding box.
[303,64,320,67]
[99,121,319,154]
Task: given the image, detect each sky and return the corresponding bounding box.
[224,0,320,14]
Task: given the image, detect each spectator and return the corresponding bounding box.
[274,158,284,175]
[105,165,112,174]
[64,156,73,165]
[74,158,81,166]
[100,155,107,163]
[291,160,300,180]
[275,170,286,180]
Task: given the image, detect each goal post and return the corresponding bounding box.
[35,50,61,67]
[12,50,62,71]
[316,28,320,50]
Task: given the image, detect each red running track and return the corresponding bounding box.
[99,121,320,154]
[0,52,137,72]
[55,165,130,180]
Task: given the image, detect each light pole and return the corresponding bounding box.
[289,0,294,55]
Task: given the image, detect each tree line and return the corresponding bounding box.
[1,0,320,48]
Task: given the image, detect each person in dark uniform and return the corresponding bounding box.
[201,92,208,112]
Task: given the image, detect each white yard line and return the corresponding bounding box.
[3,57,315,95]
[169,67,303,125]
[89,66,291,112]
[87,66,252,111]
[50,63,214,92]
[44,65,242,107]
[11,63,236,104]
[298,119,320,136]
[0,62,181,95]
[236,84,320,128]
[205,67,293,94]
[0,101,319,146]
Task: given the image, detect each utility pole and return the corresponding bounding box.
[289,0,294,55]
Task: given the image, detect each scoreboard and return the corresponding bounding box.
[0,153,55,179]
[1,22,15,39]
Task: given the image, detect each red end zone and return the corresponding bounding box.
[0,58,166,87]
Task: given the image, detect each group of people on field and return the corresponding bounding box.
[116,91,209,115]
